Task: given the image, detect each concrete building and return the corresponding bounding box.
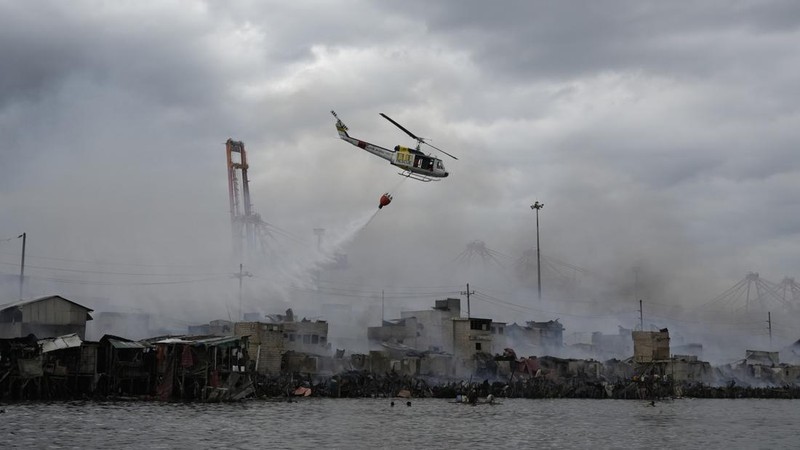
[664,355,713,382]
[367,298,462,353]
[234,322,283,374]
[367,317,418,348]
[745,350,779,366]
[235,319,330,375]
[632,328,671,363]
[280,319,330,356]
[366,298,500,377]
[399,298,461,352]
[0,295,93,339]
[451,317,494,378]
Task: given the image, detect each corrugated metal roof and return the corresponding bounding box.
[108,338,150,349]
[39,334,83,353]
[155,335,243,347]
[0,295,94,313]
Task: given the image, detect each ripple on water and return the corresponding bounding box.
[1,398,799,449]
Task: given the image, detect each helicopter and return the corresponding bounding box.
[331,110,457,181]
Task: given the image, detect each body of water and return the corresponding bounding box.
[1,398,797,449]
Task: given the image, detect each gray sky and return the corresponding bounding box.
[1,1,799,347]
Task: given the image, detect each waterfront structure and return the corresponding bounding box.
[280,318,330,355]
[368,298,462,352]
[632,328,671,363]
[229,310,331,375]
[399,298,461,352]
[98,334,152,395]
[451,317,494,377]
[0,295,93,339]
[151,334,252,401]
[234,321,284,374]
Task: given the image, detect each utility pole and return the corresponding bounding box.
[639,299,644,331]
[768,311,772,348]
[18,232,26,300]
[235,263,253,321]
[313,228,325,290]
[461,283,475,319]
[313,228,325,251]
[530,202,544,301]
[381,290,385,323]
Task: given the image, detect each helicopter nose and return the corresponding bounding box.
[443,172,449,177]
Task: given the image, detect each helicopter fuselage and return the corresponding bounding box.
[334,115,449,179]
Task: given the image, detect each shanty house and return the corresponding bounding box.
[152,335,252,401]
[38,333,99,397]
[98,335,153,396]
[0,334,42,400]
[0,295,93,339]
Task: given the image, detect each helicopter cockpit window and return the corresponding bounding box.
[436,161,443,169]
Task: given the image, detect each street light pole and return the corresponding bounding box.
[18,232,26,299]
[530,202,544,301]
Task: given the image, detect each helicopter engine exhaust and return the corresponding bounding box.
[378,193,393,209]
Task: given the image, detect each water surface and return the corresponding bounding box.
[1,398,797,449]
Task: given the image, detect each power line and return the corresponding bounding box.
[0,261,230,277]
[0,250,228,270]
[6,272,232,286]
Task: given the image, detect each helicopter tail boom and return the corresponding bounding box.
[331,110,394,162]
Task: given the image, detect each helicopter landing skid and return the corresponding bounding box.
[399,171,438,182]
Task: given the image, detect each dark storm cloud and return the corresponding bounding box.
[383,0,800,80]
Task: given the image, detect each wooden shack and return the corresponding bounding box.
[0,295,93,339]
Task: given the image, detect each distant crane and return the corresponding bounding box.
[226,139,262,261]
[453,240,508,269]
[700,272,796,313]
[225,139,321,266]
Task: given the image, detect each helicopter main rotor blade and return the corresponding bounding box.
[380,113,420,141]
[423,141,458,160]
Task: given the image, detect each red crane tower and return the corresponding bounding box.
[226,138,262,261]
